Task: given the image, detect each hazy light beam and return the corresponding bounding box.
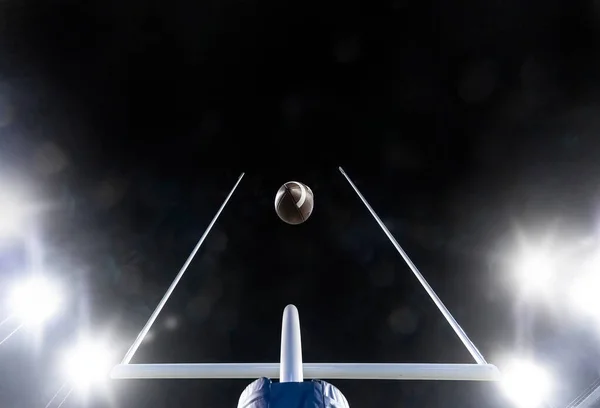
[0,324,23,346]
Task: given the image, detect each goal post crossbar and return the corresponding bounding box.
[111,362,501,381]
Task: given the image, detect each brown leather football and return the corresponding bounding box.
[274,181,314,225]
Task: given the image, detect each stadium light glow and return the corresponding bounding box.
[500,358,552,408]
[515,248,556,296]
[63,338,114,392]
[569,255,600,319]
[0,194,26,237]
[8,277,62,325]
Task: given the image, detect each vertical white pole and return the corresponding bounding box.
[121,173,245,364]
[280,304,303,382]
[338,167,487,365]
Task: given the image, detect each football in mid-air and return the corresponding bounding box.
[274,181,314,225]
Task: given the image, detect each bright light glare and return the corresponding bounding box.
[569,261,600,318]
[64,339,113,391]
[516,249,555,294]
[8,277,62,325]
[501,359,552,408]
[0,195,25,237]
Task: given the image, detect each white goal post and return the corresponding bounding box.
[111,168,501,382]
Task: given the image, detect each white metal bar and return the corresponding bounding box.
[280,304,303,382]
[338,166,487,365]
[121,173,245,364]
[573,383,600,408]
[111,363,501,381]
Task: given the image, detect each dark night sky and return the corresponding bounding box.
[1,0,600,407]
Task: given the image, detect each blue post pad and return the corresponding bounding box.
[238,377,350,408]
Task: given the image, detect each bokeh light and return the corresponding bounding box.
[569,254,600,320]
[501,358,552,408]
[515,248,556,296]
[63,338,114,392]
[8,277,62,325]
[0,194,26,238]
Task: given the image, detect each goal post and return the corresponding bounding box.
[112,169,501,383]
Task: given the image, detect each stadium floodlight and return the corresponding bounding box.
[112,169,501,387]
[0,193,26,238]
[500,358,552,408]
[63,337,114,391]
[515,247,556,296]
[569,255,600,319]
[8,276,62,325]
